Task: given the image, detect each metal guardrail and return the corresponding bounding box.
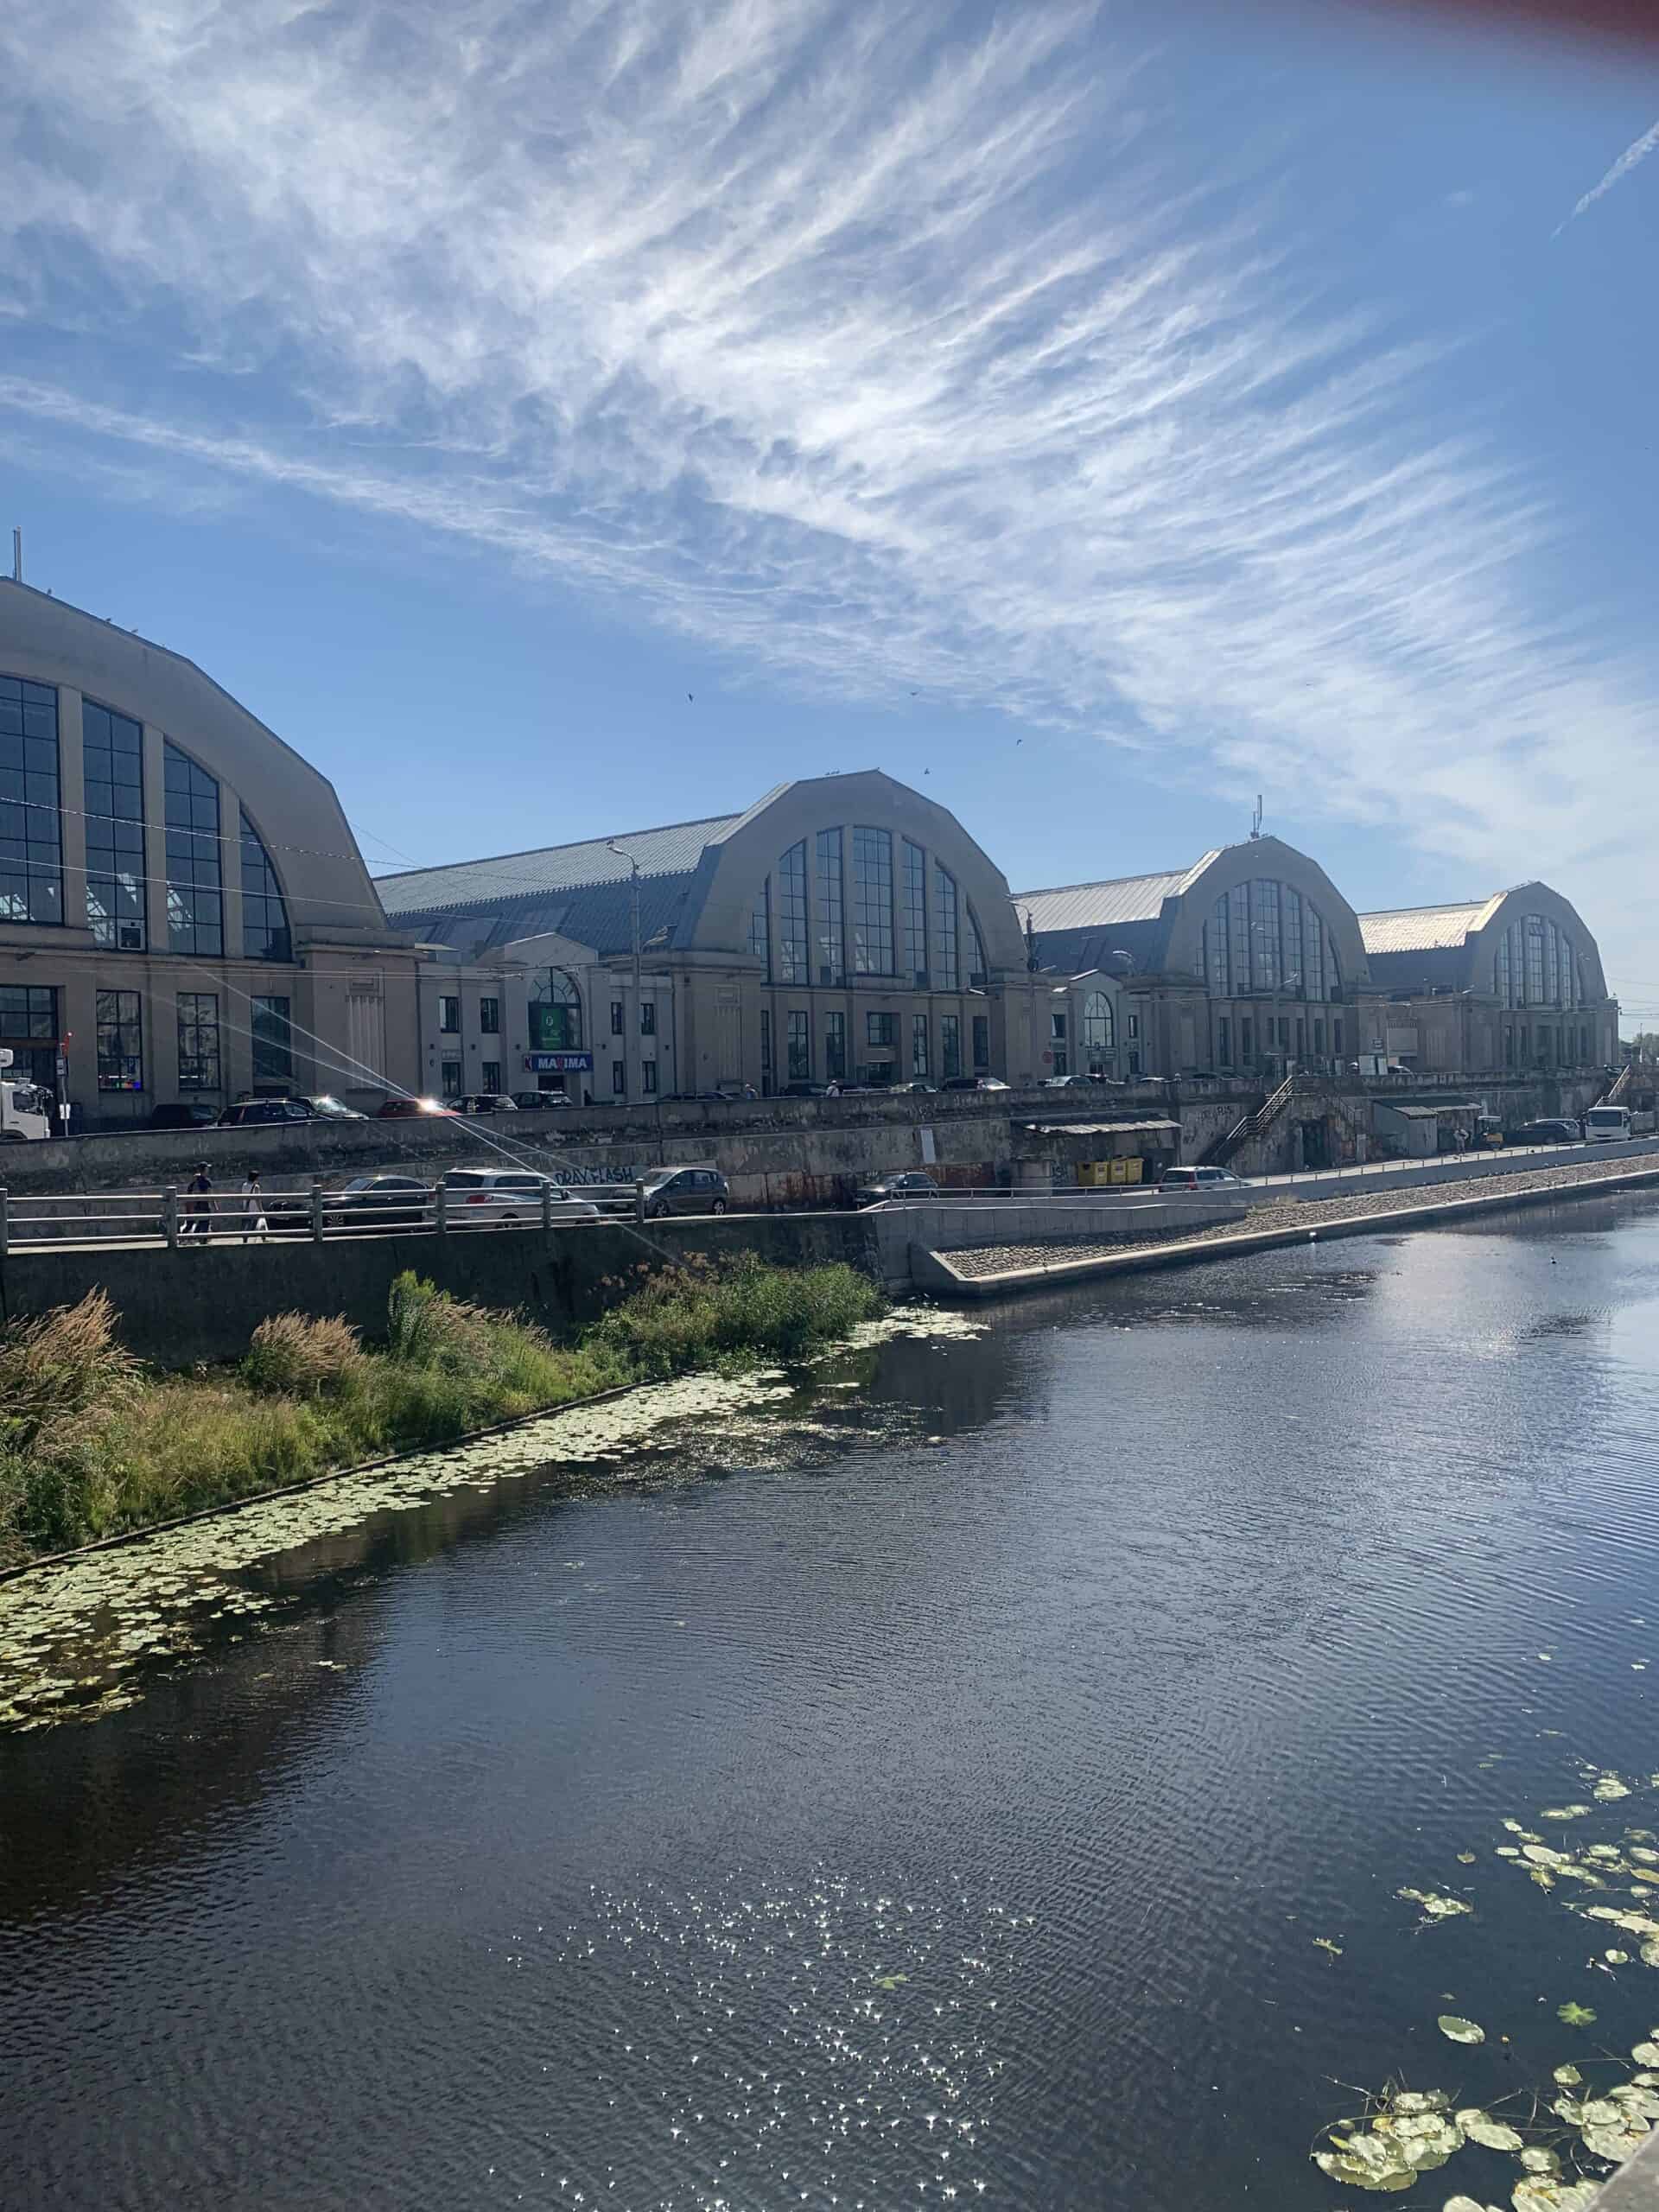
[0,1179,660,1253]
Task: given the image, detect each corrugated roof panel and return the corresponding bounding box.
[376,812,743,916]
[1011,869,1194,933]
[1358,901,1492,954]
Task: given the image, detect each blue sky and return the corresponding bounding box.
[3,0,1658,1020]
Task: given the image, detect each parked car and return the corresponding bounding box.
[940,1075,1010,1092]
[1512,1118,1582,1146]
[149,1100,218,1130]
[440,1167,600,1225]
[512,1091,570,1110]
[218,1097,313,1128]
[376,1096,456,1119]
[892,1080,938,1094]
[782,1080,837,1098]
[334,1173,432,1228]
[303,1094,368,1121]
[638,1166,730,1218]
[855,1171,940,1208]
[459,1093,519,1114]
[1156,1166,1248,1194]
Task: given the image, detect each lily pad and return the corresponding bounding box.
[1316,2133,1418,2192]
[1400,1886,1475,1923]
[1440,2016,1485,2044]
[1511,2182,1601,2211]
[1582,2116,1649,2164]
[1554,2065,1584,2088]
[1520,2147,1561,2174]
[1457,2108,1524,2151]
[1633,2040,1659,2065]
[1557,2002,1598,2028]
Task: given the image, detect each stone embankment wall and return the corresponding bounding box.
[0,1071,1616,1209]
[2,1212,884,1367]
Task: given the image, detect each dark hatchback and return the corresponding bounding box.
[639,1166,730,1217]
[333,1174,432,1228]
[855,1171,940,1208]
[1512,1119,1582,1146]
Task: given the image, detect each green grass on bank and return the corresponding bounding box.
[0,1255,882,1565]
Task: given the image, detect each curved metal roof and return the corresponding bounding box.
[1010,858,1217,934]
[1358,896,1506,954]
[376,813,745,917]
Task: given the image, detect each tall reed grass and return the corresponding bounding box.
[0,1257,882,1564]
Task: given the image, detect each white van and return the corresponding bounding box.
[0,1050,51,1142]
[1584,1104,1631,1143]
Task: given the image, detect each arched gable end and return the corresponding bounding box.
[1160,838,1370,994]
[682,771,1027,976]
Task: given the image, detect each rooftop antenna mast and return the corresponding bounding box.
[10,528,20,584]
[1249,792,1263,841]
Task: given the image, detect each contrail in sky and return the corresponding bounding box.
[1556,115,1659,232]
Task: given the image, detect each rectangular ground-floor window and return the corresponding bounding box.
[760,1009,773,1095]
[642,1059,658,1094]
[481,1060,502,1094]
[1333,1017,1343,1057]
[824,1011,846,1082]
[0,982,60,1091]
[972,1014,989,1071]
[786,1009,810,1083]
[911,1014,928,1078]
[941,1014,961,1080]
[1217,1016,1231,1068]
[441,1058,462,1099]
[251,995,292,1084]
[1240,1016,1253,1065]
[612,1058,626,1096]
[96,988,143,1092]
[176,992,220,1091]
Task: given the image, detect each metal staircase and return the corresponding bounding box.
[1202,1071,1298,1167]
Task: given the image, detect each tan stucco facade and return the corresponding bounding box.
[0,582,421,1124]
[666,772,1037,1091]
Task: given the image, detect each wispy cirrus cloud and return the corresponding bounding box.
[1,0,1656,1004]
[1556,115,1659,232]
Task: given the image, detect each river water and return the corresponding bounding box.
[7,1194,1659,2211]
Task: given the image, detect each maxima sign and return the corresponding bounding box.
[524,1052,594,1073]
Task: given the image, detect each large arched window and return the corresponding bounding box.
[1203,880,1342,1000]
[815,829,844,984]
[852,827,894,976]
[163,740,223,956]
[240,810,291,962]
[777,840,808,982]
[744,827,990,995]
[968,908,988,985]
[1494,914,1583,1008]
[530,968,582,1051]
[933,865,959,991]
[83,699,144,949]
[1083,990,1115,1052]
[748,880,771,979]
[0,675,62,925]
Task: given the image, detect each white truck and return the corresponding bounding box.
[0,1049,53,1141]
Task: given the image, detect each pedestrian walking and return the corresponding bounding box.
[183,1161,213,1242]
[240,1168,269,1243]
